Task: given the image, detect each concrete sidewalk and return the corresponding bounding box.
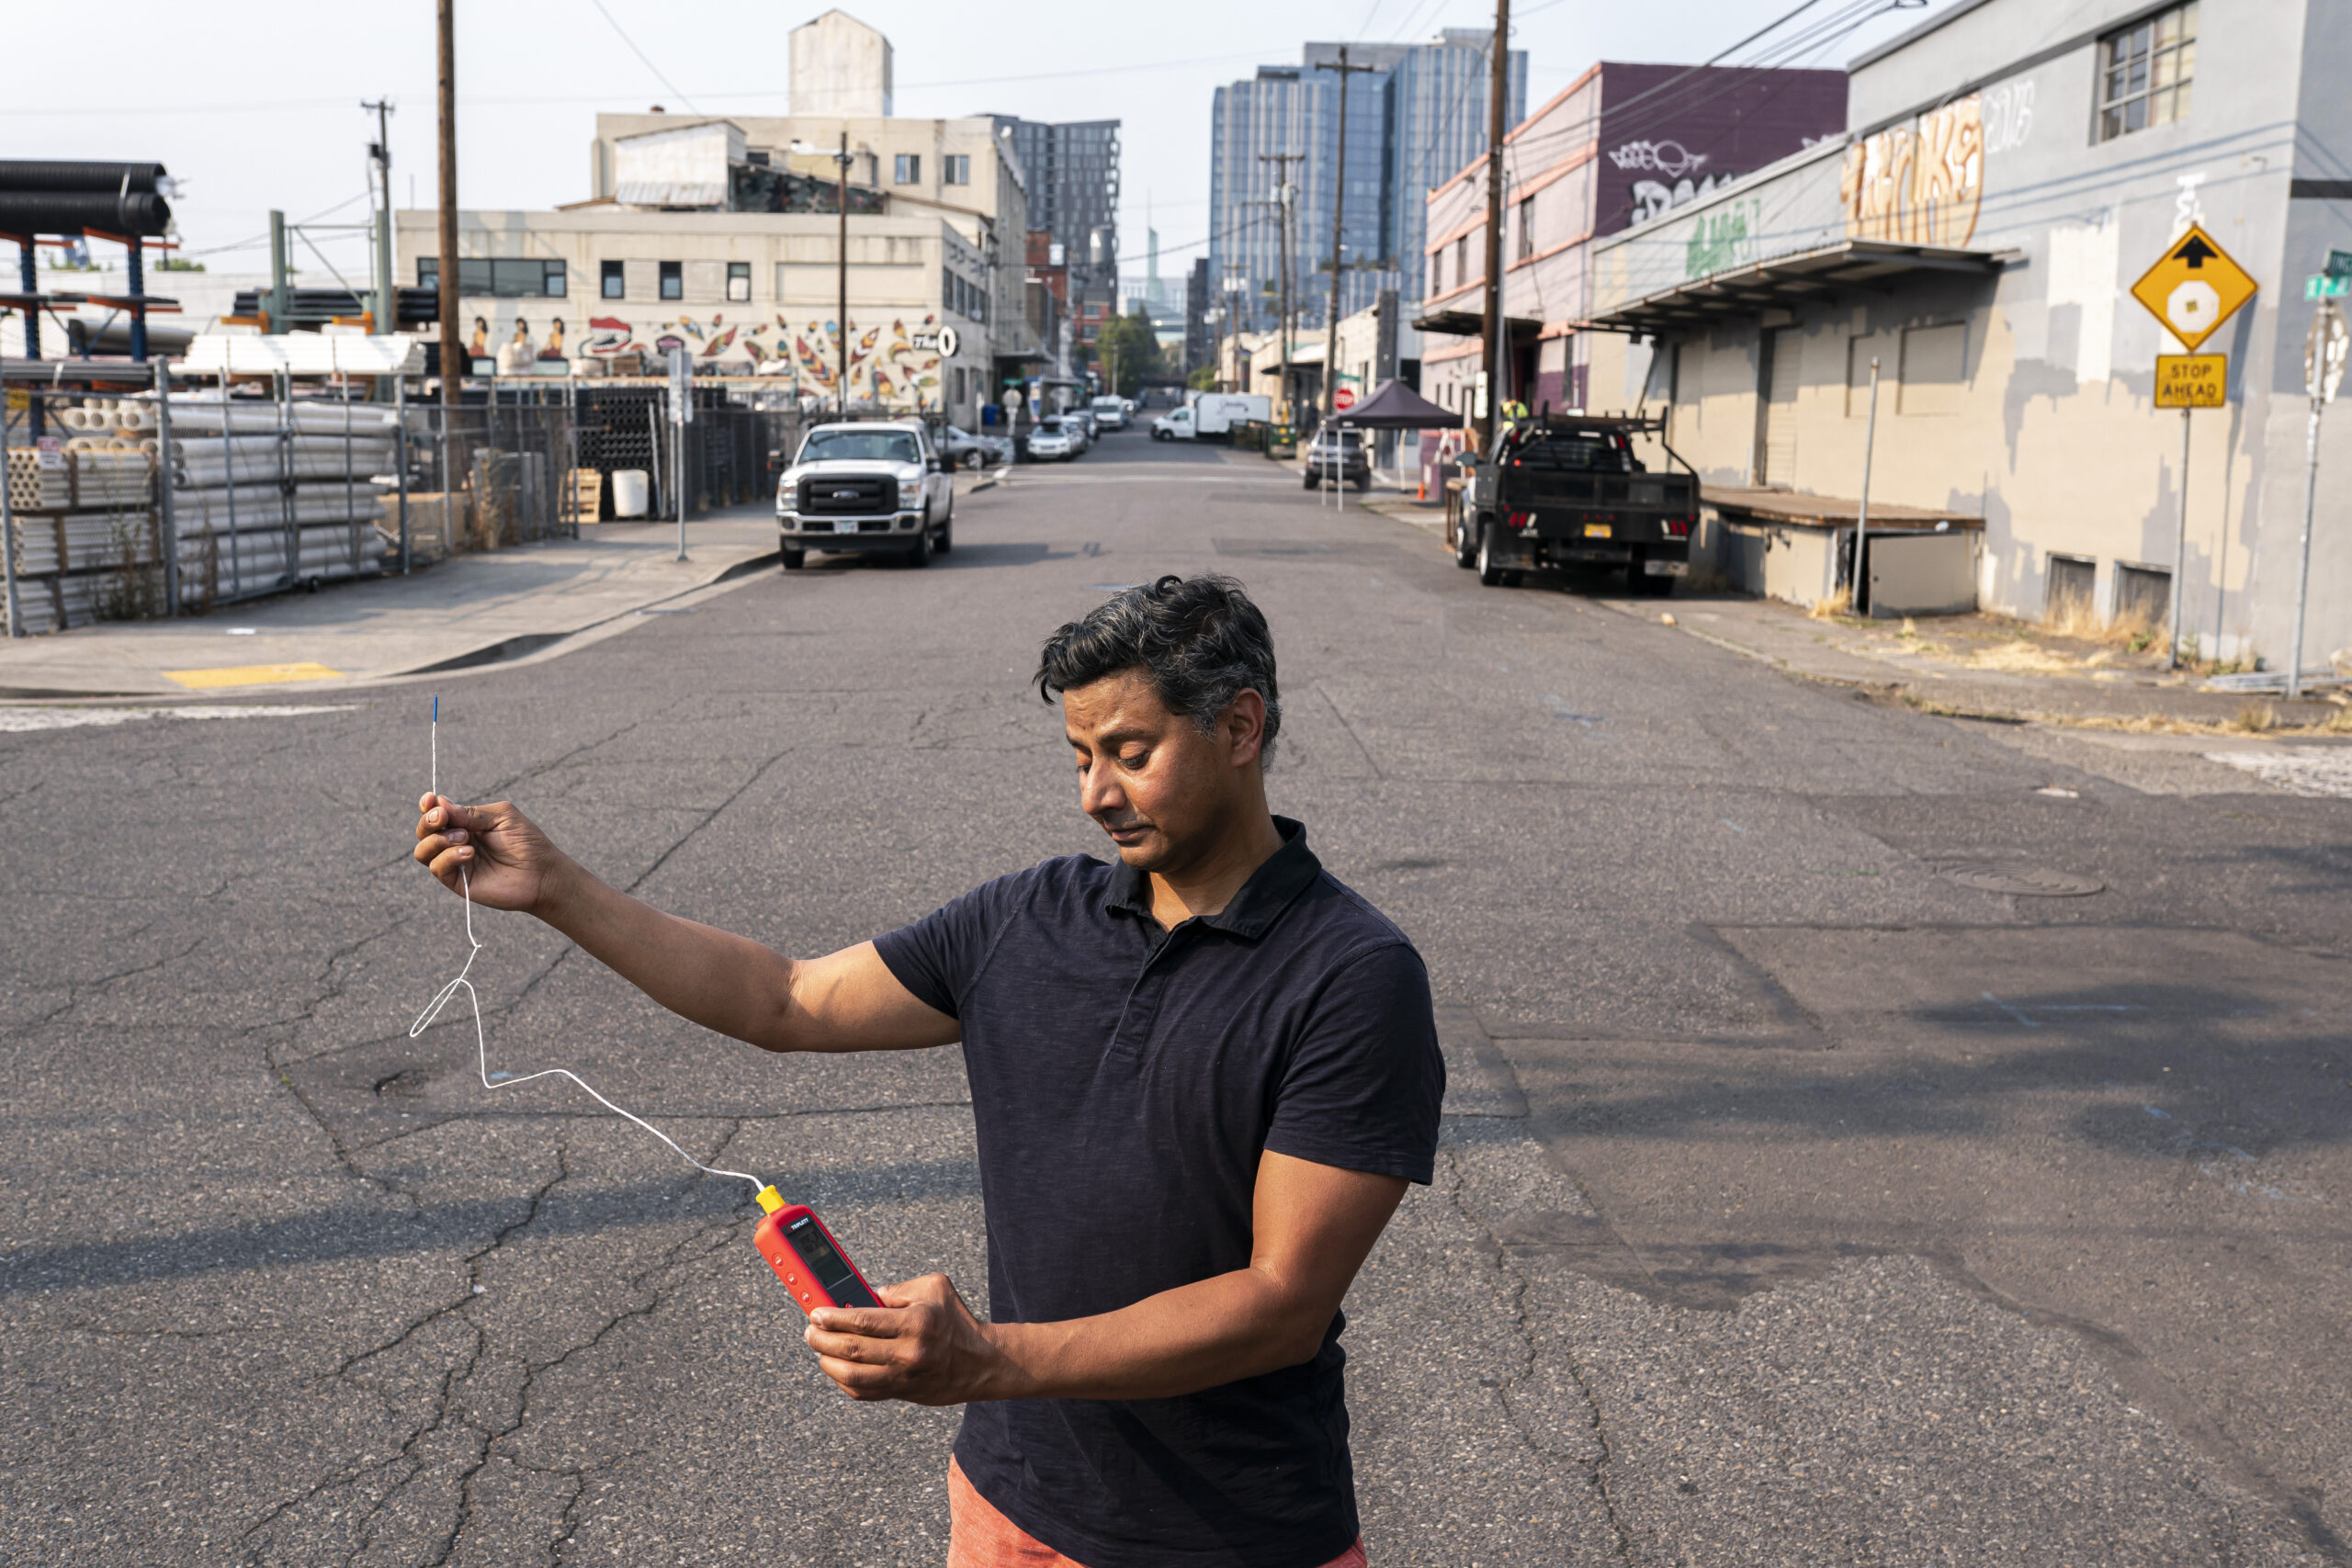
[0,504,785,700]
[1356,491,2350,731]
[0,468,993,701]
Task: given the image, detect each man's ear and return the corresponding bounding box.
[1223,690,1267,768]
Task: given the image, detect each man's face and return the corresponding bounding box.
[1062,670,1258,873]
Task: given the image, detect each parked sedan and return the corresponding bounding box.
[1024,416,1080,461]
[938,424,1012,470]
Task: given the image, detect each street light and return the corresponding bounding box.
[790,132,856,415]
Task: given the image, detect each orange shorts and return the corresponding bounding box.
[946,1457,1369,1568]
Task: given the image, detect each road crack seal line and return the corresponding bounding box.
[1436,1136,1637,1564]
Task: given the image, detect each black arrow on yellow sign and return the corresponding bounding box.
[2174,234,2220,267]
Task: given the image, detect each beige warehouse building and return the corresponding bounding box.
[1583,0,2352,674]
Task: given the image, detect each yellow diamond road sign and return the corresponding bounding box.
[2130,224,2257,353]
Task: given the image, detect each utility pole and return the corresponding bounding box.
[838,131,853,414]
[1478,0,1510,455]
[1257,152,1303,424]
[364,99,396,340]
[1314,47,1378,426]
[435,0,459,408]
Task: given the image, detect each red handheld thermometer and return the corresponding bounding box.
[753,1186,882,1313]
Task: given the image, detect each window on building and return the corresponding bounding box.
[727,261,751,302]
[1454,234,1470,290]
[1518,197,1535,263]
[944,154,970,186]
[2097,2,2195,141]
[1898,322,1968,415]
[659,261,682,301]
[417,257,567,298]
[601,260,625,299]
[895,152,922,184]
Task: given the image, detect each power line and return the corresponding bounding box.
[589,0,700,113]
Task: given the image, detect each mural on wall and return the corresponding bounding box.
[466,308,960,407]
[1838,95,1984,249]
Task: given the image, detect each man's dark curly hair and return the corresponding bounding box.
[1035,574,1283,767]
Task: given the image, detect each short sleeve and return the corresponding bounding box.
[1263,944,1445,1185]
[872,874,1019,1021]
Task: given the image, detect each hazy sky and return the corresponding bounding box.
[2,0,1962,280]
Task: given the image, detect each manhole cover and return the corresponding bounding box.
[1941,864,2105,897]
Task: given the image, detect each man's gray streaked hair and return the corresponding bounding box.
[1035,574,1283,768]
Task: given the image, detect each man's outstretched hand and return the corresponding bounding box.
[806,1275,1013,1405]
[413,793,563,914]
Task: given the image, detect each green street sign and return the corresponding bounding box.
[2307,274,2352,300]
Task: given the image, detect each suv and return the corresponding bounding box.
[1024,416,1079,461]
[776,420,955,569]
[1302,427,1370,491]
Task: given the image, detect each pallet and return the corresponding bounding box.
[569,467,605,524]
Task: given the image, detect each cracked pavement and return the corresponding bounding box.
[3,429,2348,1564]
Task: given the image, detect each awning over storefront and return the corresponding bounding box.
[1587,240,2005,335]
[1703,485,1983,530]
[1409,306,1544,338]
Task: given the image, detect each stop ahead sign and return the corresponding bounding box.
[1333,387,1357,411]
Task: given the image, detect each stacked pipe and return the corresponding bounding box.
[158,395,400,594]
[0,161,172,238]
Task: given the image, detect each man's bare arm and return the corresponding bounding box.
[802,1150,1408,1404]
[413,793,957,1055]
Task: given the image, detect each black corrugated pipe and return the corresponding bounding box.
[0,189,171,237]
[0,161,168,194]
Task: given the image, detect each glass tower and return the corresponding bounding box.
[994,117,1123,295]
[1208,32,1526,333]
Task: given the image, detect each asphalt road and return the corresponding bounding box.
[4,425,2347,1566]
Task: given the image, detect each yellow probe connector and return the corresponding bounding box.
[756,1185,786,1213]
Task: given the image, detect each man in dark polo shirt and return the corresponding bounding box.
[412,574,1444,1568]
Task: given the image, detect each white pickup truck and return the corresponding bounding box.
[1151,392,1272,442]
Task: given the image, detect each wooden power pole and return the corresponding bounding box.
[1315,47,1377,425]
[1478,0,1510,454]
[1257,152,1303,423]
[435,0,460,407]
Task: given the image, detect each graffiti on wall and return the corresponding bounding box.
[1683,199,1762,279]
[481,310,954,407]
[1611,140,1742,226]
[1838,95,1984,249]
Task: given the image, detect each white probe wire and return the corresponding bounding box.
[410,700,767,1196]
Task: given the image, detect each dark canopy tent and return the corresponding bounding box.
[1331,378,1459,429]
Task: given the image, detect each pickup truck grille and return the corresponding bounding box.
[797,475,898,515]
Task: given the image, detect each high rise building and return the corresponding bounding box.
[993,117,1122,295]
[1208,31,1526,336]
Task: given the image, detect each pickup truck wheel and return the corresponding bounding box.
[1302,471,1318,491]
[1153,428,1171,442]
[905,525,933,568]
[1476,523,1510,587]
[936,518,954,554]
[781,547,805,570]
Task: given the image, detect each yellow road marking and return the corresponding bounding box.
[162,661,345,690]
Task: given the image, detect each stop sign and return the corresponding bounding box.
[1333,387,1357,411]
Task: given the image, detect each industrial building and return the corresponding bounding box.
[400,9,1045,420]
[1580,0,2351,675]
[1412,60,1845,420]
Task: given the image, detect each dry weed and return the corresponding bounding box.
[2230,702,2279,734]
[1809,588,1853,620]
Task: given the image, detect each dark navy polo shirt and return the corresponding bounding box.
[873,818,1443,1568]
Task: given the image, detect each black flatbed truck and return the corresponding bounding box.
[1443,413,1700,595]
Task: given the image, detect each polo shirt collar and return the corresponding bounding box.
[1106,817,1321,939]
